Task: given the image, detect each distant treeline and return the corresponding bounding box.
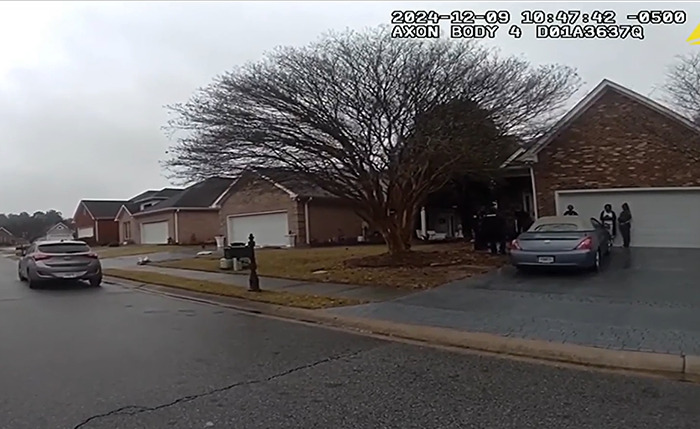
[0,211,73,242]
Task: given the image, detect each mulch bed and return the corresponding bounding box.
[344,242,507,269]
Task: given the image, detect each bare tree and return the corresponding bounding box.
[664,52,700,118]
[164,26,580,255]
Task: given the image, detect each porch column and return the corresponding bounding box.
[420,206,427,238]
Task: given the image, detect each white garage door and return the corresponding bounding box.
[140,221,169,244]
[77,227,94,238]
[227,212,289,247]
[556,188,700,248]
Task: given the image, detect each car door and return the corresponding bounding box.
[590,218,610,250]
[19,244,34,275]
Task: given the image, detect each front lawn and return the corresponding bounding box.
[156,243,506,289]
[104,268,362,309]
[95,245,198,259]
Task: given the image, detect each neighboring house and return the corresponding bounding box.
[41,222,75,241]
[499,78,700,248]
[113,188,184,244]
[0,227,19,245]
[73,188,182,246]
[117,178,235,245]
[216,169,365,247]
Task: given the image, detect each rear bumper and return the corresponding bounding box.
[509,249,596,268]
[31,267,101,282]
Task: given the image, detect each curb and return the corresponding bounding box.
[105,276,700,380]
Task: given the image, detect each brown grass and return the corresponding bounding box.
[156,243,506,289]
[104,268,363,309]
[95,245,197,259]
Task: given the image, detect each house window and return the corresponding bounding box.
[124,222,131,240]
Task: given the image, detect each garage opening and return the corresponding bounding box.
[227,211,289,247]
[556,188,700,248]
[140,221,169,244]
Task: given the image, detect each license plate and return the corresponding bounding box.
[538,256,554,264]
[61,273,80,279]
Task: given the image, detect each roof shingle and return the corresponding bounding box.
[138,177,235,214]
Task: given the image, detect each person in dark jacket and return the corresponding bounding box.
[600,203,617,239]
[472,207,487,251]
[563,204,578,216]
[618,203,632,248]
[514,206,532,234]
[483,205,507,255]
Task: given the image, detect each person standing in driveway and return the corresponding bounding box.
[618,203,632,248]
[483,205,507,255]
[600,204,617,240]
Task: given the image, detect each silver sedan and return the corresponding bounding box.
[509,216,612,272]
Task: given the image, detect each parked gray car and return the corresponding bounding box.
[509,216,612,271]
[18,240,102,288]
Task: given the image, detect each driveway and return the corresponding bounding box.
[329,247,700,355]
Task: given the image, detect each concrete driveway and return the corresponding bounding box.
[329,248,700,355]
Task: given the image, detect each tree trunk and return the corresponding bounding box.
[382,227,410,255]
[377,207,417,256]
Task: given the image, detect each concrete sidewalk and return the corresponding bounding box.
[112,264,414,302]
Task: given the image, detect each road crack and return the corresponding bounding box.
[72,346,375,428]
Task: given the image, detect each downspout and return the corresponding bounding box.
[305,197,313,245]
[94,220,99,244]
[528,163,539,220]
[174,209,180,244]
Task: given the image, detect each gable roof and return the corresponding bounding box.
[81,200,129,220]
[129,188,183,203]
[503,79,700,167]
[254,168,336,198]
[46,222,72,235]
[0,226,14,236]
[134,177,235,216]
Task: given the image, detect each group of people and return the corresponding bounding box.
[472,204,533,255]
[563,203,633,248]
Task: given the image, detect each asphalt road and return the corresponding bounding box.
[1,257,699,429]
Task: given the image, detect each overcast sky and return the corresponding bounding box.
[0,1,698,217]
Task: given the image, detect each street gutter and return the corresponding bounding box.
[104,276,700,382]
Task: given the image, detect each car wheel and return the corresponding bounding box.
[28,278,38,289]
[590,249,601,272]
[18,268,25,282]
[90,276,102,287]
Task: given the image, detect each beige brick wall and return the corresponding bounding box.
[534,90,700,217]
[134,212,175,243]
[116,211,137,243]
[218,176,302,245]
[176,210,220,244]
[307,200,364,244]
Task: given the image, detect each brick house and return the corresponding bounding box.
[118,177,234,245]
[500,78,700,248]
[0,227,19,245]
[72,201,125,245]
[217,169,365,247]
[74,188,181,246]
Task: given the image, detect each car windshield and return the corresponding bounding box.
[37,243,90,254]
[532,223,580,232]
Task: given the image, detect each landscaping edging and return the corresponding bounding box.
[105,276,700,381]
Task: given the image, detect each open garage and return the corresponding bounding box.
[556,188,700,248]
[227,211,289,247]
